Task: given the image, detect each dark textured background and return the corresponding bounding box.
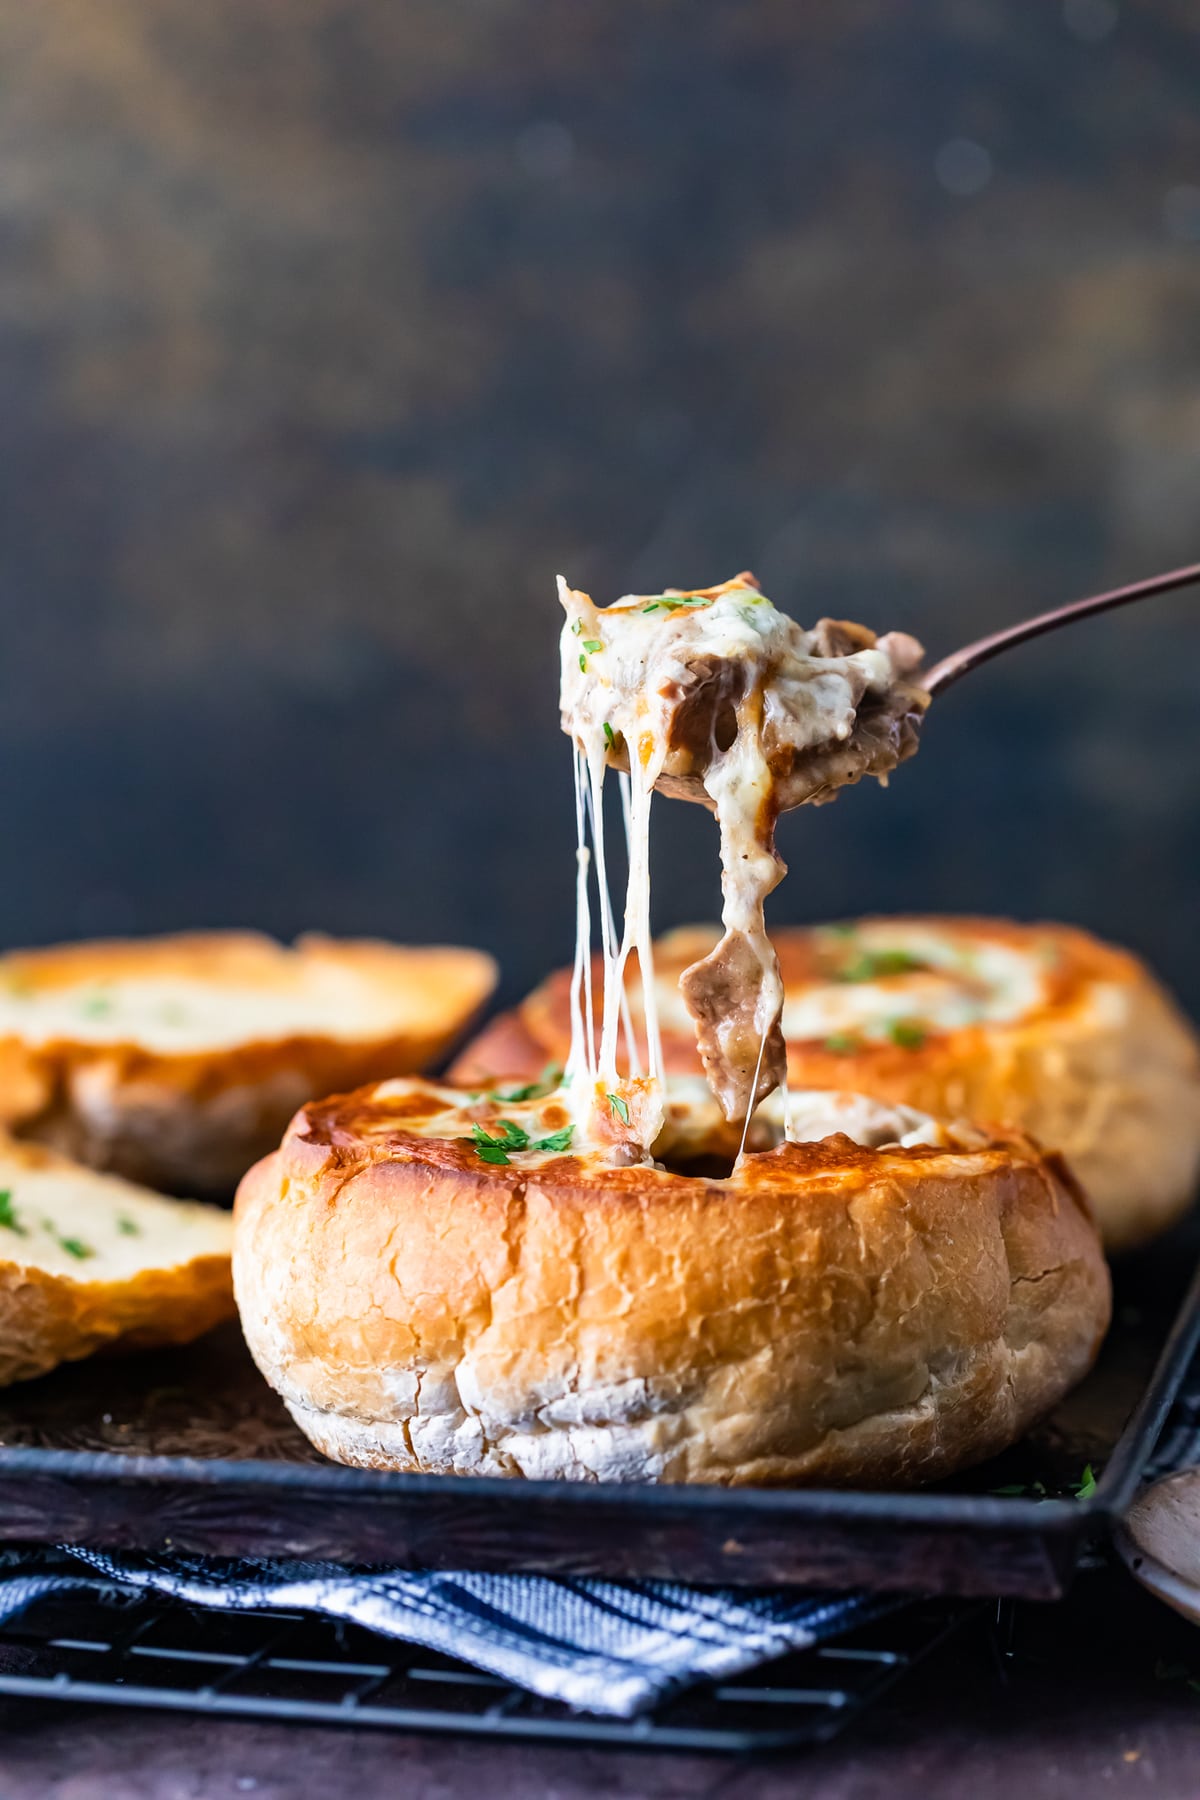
[0,0,1197,1011]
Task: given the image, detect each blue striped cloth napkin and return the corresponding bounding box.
[0,1546,901,1717]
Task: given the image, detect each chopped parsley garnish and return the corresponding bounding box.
[471,1119,530,1165]
[836,949,924,982]
[823,1033,861,1055]
[80,992,114,1019]
[532,1126,575,1153]
[641,593,708,614]
[58,1237,94,1260]
[471,1115,575,1163]
[886,1020,927,1050]
[991,1465,1098,1502]
[603,721,617,750]
[117,1216,140,1236]
[571,619,583,636]
[579,653,587,673]
[0,1191,25,1236]
[491,1064,563,1104]
[582,639,602,654]
[607,1092,630,1124]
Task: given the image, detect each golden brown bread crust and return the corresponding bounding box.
[450,918,1200,1251]
[0,1135,234,1387]
[0,1255,234,1387]
[233,1080,1111,1486]
[0,932,497,1196]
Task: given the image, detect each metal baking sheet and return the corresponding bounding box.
[0,1218,1194,1599]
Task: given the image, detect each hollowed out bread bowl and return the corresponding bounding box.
[0,932,497,1197]
[451,917,1200,1251]
[233,1077,1111,1487]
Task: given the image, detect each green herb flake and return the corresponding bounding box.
[80,992,114,1019]
[837,949,924,983]
[582,639,602,655]
[823,1033,860,1055]
[532,1126,575,1154]
[0,1191,25,1236]
[579,653,587,673]
[493,1081,539,1104]
[571,619,583,636]
[607,1092,630,1125]
[116,1216,140,1237]
[991,1480,1047,1499]
[1075,1464,1097,1501]
[639,592,708,614]
[58,1237,94,1261]
[886,1020,927,1051]
[471,1119,531,1166]
[492,1063,563,1104]
[603,721,616,751]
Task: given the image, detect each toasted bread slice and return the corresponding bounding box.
[0,932,497,1195]
[0,1135,233,1386]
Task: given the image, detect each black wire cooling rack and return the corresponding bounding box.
[0,1588,981,1753]
[1,1250,1195,1753]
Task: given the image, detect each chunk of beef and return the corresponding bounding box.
[679,928,787,1121]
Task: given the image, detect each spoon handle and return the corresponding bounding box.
[923,560,1200,696]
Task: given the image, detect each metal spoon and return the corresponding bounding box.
[923,560,1200,697]
[1115,1468,1200,1626]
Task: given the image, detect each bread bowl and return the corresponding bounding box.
[0,1134,233,1386]
[234,576,1114,1489]
[452,917,1200,1251]
[0,931,497,1197]
[233,1075,1111,1484]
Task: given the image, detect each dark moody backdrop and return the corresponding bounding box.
[0,1,1198,1011]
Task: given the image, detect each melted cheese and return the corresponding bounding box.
[372,1072,949,1168]
[556,574,928,1152]
[0,969,439,1055]
[650,928,1051,1041]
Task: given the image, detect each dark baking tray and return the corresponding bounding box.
[0,1219,1194,1599]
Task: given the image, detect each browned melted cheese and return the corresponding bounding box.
[301,1073,955,1185]
[558,573,928,1138]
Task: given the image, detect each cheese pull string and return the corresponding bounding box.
[734,1023,771,1168]
[923,560,1200,697]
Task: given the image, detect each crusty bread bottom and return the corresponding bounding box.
[235,1097,1112,1487]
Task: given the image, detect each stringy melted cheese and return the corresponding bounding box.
[557,573,928,1154]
